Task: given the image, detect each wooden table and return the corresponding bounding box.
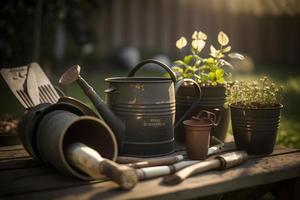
[1,144,300,200]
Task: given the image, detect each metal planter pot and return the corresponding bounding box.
[176,85,229,144]
[36,110,117,179]
[18,102,118,180]
[230,104,283,155]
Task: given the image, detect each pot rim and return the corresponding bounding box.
[230,103,283,110]
[105,77,173,83]
[183,119,213,127]
[181,84,225,88]
[60,115,118,161]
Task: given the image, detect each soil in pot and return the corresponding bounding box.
[230,104,283,155]
[176,85,229,144]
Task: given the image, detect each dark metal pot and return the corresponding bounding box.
[18,101,118,179]
[176,85,229,144]
[105,60,201,157]
[230,104,283,155]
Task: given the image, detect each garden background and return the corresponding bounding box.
[1,0,300,148]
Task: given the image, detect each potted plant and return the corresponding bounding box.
[172,31,244,143]
[226,77,283,155]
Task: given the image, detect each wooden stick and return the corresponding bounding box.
[136,160,199,180]
[127,155,185,168]
[163,151,248,185]
[117,144,224,168]
[66,143,138,190]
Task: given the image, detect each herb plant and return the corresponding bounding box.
[226,76,283,108]
[173,31,244,86]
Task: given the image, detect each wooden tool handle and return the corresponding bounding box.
[163,160,220,185]
[99,159,139,190]
[66,143,138,190]
[163,151,249,185]
[127,155,185,168]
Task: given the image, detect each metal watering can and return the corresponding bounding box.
[59,59,201,157]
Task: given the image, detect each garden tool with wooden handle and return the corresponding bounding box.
[66,143,138,190]
[133,146,225,180]
[162,151,248,185]
[118,141,225,168]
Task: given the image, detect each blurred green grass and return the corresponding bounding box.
[1,65,300,149]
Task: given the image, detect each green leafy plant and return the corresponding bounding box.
[226,76,283,108]
[173,31,244,86]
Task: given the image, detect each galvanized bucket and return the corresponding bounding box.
[105,59,201,157]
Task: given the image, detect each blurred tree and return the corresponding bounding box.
[0,0,102,69]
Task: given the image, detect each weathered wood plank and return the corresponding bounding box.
[0,165,106,196]
[2,150,300,200]
[0,157,39,170]
[0,145,24,152]
[0,149,30,160]
[6,151,300,200]
[0,144,30,161]
[0,147,297,194]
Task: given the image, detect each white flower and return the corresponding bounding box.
[192,31,198,40]
[192,31,207,40]
[176,37,187,49]
[192,40,205,52]
[218,31,229,46]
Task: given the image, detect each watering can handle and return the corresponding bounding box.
[127,59,177,83]
[174,79,201,129]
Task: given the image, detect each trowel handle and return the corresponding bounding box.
[66,143,138,190]
[99,159,139,189]
[163,151,248,185]
[217,151,248,169]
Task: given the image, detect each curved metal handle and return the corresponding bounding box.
[193,108,223,126]
[127,59,177,83]
[195,110,216,123]
[174,79,201,129]
[212,108,223,126]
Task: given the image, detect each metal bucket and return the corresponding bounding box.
[105,60,201,157]
[18,101,118,180]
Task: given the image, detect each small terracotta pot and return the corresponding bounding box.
[176,85,229,144]
[183,111,217,160]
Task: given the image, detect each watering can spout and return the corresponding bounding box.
[59,65,125,149]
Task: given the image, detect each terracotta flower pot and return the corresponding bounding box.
[230,104,283,155]
[176,85,229,144]
[183,111,217,160]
